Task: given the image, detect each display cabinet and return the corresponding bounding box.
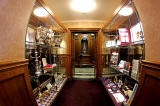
[101,0,145,105]
[25,1,68,105]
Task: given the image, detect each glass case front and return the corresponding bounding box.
[25,1,68,105]
[101,0,145,105]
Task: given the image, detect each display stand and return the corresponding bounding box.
[101,78,127,106]
[36,78,67,106]
[25,1,67,106]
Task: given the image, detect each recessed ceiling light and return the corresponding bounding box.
[119,6,133,16]
[71,0,96,13]
[34,7,48,17]
[91,33,95,36]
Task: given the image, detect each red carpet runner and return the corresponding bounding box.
[53,80,114,106]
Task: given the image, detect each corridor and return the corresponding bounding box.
[53,80,113,106]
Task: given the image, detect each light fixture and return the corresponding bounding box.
[91,33,95,36]
[74,33,78,36]
[119,6,133,16]
[71,0,96,13]
[34,7,48,17]
[83,34,88,38]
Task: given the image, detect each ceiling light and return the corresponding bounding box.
[34,7,48,17]
[119,6,133,16]
[91,33,95,36]
[74,33,78,35]
[71,0,96,13]
[83,34,88,38]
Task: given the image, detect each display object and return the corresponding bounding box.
[36,78,67,106]
[102,78,127,106]
[102,77,138,106]
[130,22,144,44]
[26,27,36,43]
[110,52,119,65]
[118,28,131,46]
[131,59,140,81]
[25,1,67,105]
[36,26,63,48]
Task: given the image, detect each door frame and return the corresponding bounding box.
[67,28,102,79]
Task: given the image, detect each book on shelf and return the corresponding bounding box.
[131,59,140,81]
[127,83,138,105]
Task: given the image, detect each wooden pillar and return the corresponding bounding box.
[96,29,102,78]
[66,30,72,78]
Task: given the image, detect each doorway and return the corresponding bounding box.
[71,31,98,79]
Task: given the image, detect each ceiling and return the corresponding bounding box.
[43,0,122,23]
[29,1,63,32]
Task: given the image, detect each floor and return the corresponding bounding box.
[53,80,114,106]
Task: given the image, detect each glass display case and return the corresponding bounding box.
[25,1,68,105]
[101,0,145,105]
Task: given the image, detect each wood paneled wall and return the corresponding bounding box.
[74,34,96,65]
[0,60,37,106]
[131,61,160,106]
[68,28,102,78]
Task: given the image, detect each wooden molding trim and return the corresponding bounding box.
[68,28,101,32]
[141,60,160,69]
[0,59,28,71]
[102,0,128,31]
[0,59,37,106]
[37,0,67,32]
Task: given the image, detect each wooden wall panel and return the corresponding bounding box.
[0,60,37,106]
[96,30,103,78]
[131,61,160,106]
[74,34,96,65]
[68,28,102,78]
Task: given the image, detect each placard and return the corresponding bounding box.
[118,28,131,46]
[130,22,144,44]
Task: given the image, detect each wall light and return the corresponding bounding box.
[119,6,133,16]
[71,0,96,13]
[34,7,48,17]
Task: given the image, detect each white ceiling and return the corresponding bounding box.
[43,0,122,23]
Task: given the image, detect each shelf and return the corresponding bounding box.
[110,66,139,82]
[100,79,128,106]
[36,78,67,106]
[33,77,52,95]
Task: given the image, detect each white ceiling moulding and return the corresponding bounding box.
[61,20,106,23]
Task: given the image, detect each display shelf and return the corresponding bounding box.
[101,78,128,106]
[33,77,52,95]
[110,66,129,76]
[102,0,145,79]
[110,66,139,82]
[36,78,67,106]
